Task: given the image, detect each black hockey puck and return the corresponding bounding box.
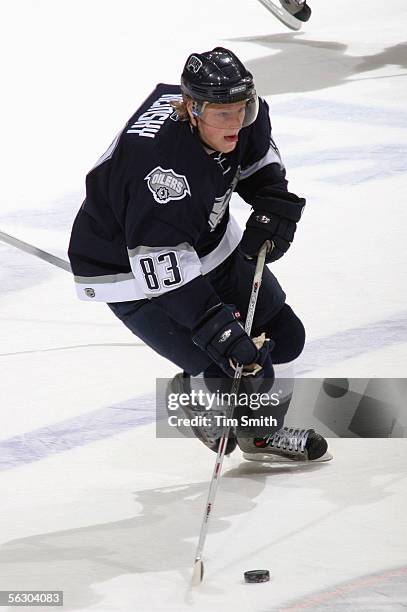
[244,569,270,583]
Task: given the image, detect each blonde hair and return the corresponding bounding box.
[170,95,191,121]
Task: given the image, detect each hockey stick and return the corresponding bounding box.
[0,229,72,272]
[191,242,268,586]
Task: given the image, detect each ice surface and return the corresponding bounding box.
[1,0,406,609]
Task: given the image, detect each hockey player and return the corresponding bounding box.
[68,47,329,463]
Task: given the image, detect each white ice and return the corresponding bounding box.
[1,0,407,610]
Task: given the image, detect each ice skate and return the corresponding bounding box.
[239,427,332,463]
[280,0,311,21]
[256,0,311,30]
[166,372,237,455]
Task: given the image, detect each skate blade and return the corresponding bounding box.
[242,451,333,464]
[256,0,303,30]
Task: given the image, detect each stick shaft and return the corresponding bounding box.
[0,229,72,272]
[192,244,268,573]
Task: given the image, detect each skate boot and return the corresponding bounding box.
[280,0,311,22]
[166,372,237,455]
[257,0,311,30]
[238,427,332,462]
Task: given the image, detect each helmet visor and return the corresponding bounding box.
[193,94,259,129]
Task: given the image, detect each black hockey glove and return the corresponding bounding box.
[240,188,306,263]
[192,304,272,378]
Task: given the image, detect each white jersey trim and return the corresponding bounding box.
[240,141,284,181]
[90,127,125,172]
[74,272,145,302]
[200,216,242,275]
[128,243,201,297]
[73,217,242,302]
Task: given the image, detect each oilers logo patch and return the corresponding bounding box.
[144,166,191,204]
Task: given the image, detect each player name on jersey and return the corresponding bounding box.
[127,93,182,138]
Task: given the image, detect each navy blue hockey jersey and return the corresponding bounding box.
[68,84,287,328]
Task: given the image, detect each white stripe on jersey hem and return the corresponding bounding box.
[74,274,145,302]
[73,216,243,302]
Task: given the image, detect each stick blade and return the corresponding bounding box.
[191,559,204,586]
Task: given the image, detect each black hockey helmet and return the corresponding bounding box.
[181,47,258,128]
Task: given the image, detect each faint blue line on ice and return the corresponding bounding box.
[0,395,156,471]
[272,98,407,129]
[297,311,407,375]
[1,312,406,471]
[284,143,407,185]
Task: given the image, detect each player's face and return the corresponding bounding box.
[189,101,247,153]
